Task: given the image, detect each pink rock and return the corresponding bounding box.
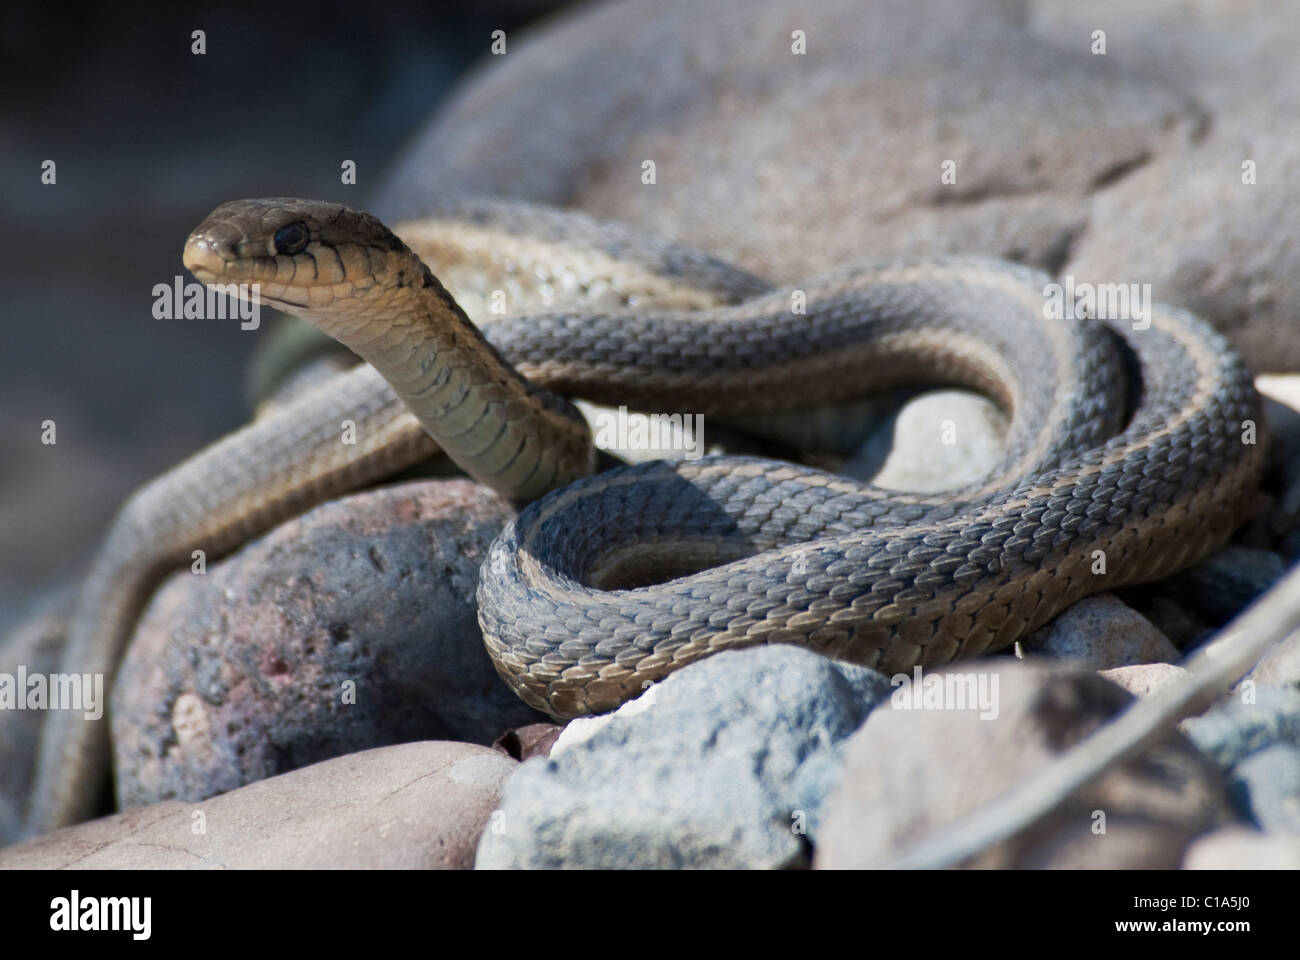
[111,479,544,810]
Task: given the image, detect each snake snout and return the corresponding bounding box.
[182,231,234,284]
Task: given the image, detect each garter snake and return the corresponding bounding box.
[28,197,1264,833]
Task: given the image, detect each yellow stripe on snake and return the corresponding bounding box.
[27,197,1264,837]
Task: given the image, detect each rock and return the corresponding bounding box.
[1179,687,1300,769]
[1023,593,1180,669]
[1183,826,1300,870]
[1029,3,1300,374]
[843,390,1007,491]
[111,479,546,810]
[1100,663,1189,698]
[1062,111,1300,376]
[549,682,664,754]
[377,0,1300,372]
[475,646,893,869]
[381,1,1189,287]
[0,589,73,844]
[1161,547,1286,625]
[0,742,515,869]
[1229,744,1300,834]
[814,660,1229,868]
[493,723,564,762]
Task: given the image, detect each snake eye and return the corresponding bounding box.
[273,222,309,255]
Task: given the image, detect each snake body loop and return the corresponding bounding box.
[28,197,1263,833]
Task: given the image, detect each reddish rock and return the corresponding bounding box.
[111,479,545,810]
[492,722,564,761]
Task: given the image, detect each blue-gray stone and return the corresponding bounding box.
[1180,687,1300,770]
[475,645,891,869]
[1229,744,1300,834]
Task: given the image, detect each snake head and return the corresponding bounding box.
[183,198,415,313]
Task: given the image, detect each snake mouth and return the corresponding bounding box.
[183,234,316,312]
[182,232,275,291]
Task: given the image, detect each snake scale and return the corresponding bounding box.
[27,196,1264,840]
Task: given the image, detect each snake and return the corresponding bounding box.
[26,196,1264,837]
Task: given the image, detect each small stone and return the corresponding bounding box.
[111,479,546,810]
[1228,744,1300,834]
[475,646,893,869]
[814,660,1229,869]
[846,389,1007,491]
[1100,663,1189,698]
[1183,826,1300,869]
[1024,593,1180,669]
[0,741,516,869]
[493,723,564,762]
[1161,546,1286,625]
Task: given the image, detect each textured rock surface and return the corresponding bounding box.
[1023,593,1180,669]
[475,646,892,869]
[1179,688,1300,833]
[377,0,1300,372]
[112,479,545,809]
[1045,0,1300,376]
[815,660,1229,868]
[1179,687,1300,769]
[0,590,73,844]
[0,742,516,869]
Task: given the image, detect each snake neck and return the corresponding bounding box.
[308,262,595,502]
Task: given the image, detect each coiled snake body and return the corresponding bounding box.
[28,197,1263,834]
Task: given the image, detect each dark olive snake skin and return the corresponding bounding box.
[27,197,1263,836]
[479,284,1262,717]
